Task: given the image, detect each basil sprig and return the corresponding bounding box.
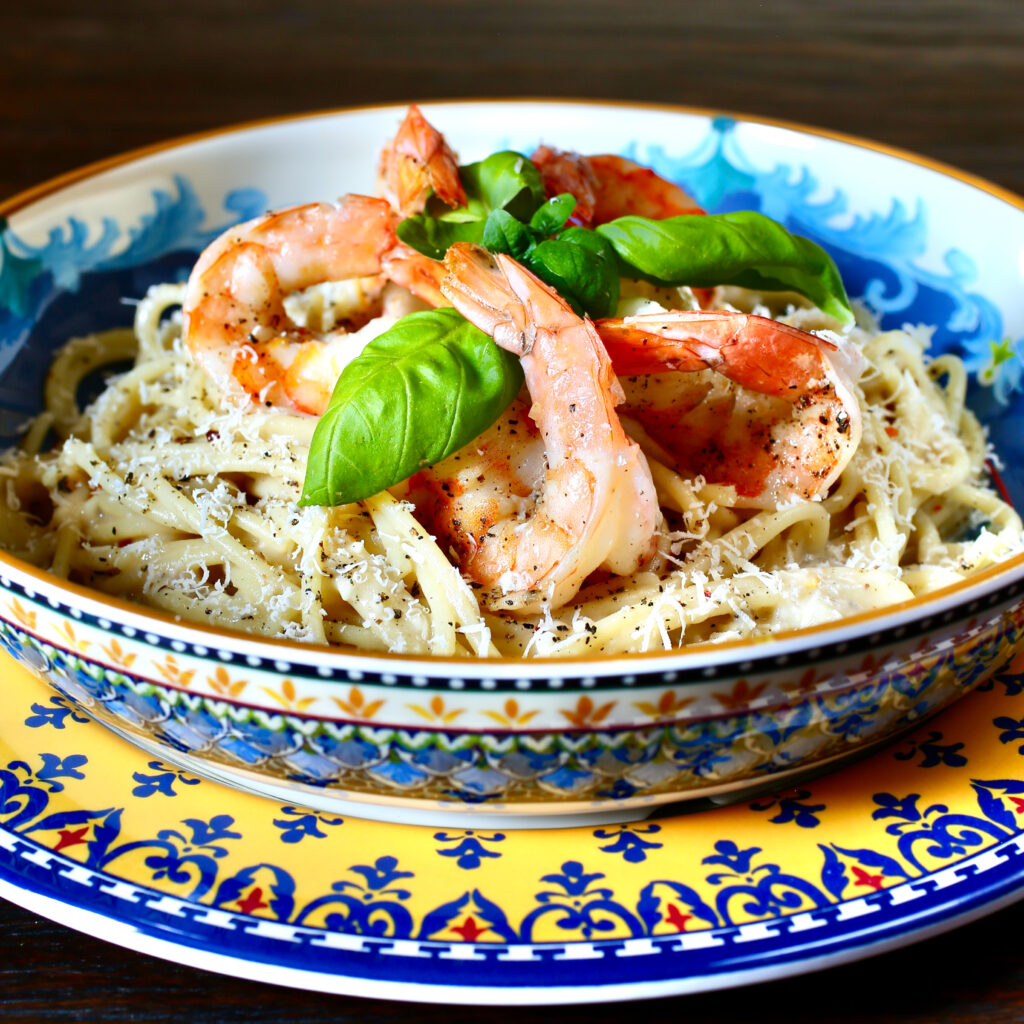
[524,226,620,320]
[299,308,523,507]
[399,153,620,319]
[596,211,854,324]
[396,150,546,260]
[481,201,620,319]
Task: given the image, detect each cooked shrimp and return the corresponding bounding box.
[531,146,703,226]
[381,242,449,308]
[594,310,865,507]
[405,394,548,581]
[184,106,468,413]
[182,195,403,414]
[378,104,467,216]
[375,106,465,306]
[417,242,659,613]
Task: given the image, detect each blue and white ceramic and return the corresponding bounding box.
[2,102,1024,822]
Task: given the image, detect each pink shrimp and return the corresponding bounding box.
[376,106,467,304]
[594,310,865,507]
[530,146,711,304]
[183,105,469,414]
[182,195,403,414]
[409,241,659,613]
[530,146,704,226]
[378,104,467,216]
[381,241,449,308]
[405,394,549,585]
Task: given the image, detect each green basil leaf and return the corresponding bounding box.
[460,150,545,223]
[596,211,854,324]
[557,225,620,263]
[526,227,620,319]
[482,208,536,260]
[299,308,524,507]
[396,213,484,261]
[529,193,576,237]
[397,150,545,260]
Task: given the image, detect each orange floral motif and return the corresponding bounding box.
[711,678,769,711]
[632,690,695,720]
[99,638,136,670]
[207,665,248,698]
[778,668,819,697]
[8,599,36,631]
[260,678,317,712]
[54,619,87,654]
[484,698,540,728]
[333,686,385,720]
[856,651,880,676]
[560,695,616,728]
[915,632,944,655]
[154,654,195,688]
[407,694,465,724]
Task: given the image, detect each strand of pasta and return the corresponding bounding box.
[60,439,313,632]
[133,284,187,361]
[684,502,831,576]
[44,329,139,437]
[364,490,497,657]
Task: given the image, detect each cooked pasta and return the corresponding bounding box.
[1,278,1019,658]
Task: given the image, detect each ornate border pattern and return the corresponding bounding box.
[2,593,1022,806]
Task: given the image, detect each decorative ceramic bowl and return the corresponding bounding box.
[2,101,1024,825]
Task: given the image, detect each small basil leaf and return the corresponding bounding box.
[482,208,536,260]
[460,150,546,223]
[529,193,576,237]
[526,227,620,319]
[557,225,620,263]
[299,308,524,507]
[396,214,484,261]
[596,211,854,324]
[398,150,546,260]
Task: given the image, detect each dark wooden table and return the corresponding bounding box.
[3,0,1024,1019]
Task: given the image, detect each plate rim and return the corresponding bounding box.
[3,863,1024,1006]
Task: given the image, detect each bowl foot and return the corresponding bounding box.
[89,714,904,830]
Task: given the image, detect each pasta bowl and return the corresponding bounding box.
[2,100,1024,825]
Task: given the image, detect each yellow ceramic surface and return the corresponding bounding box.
[4,644,1024,1002]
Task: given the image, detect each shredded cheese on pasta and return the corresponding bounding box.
[1,281,1020,658]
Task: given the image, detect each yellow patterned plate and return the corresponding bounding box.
[4,646,1024,1005]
